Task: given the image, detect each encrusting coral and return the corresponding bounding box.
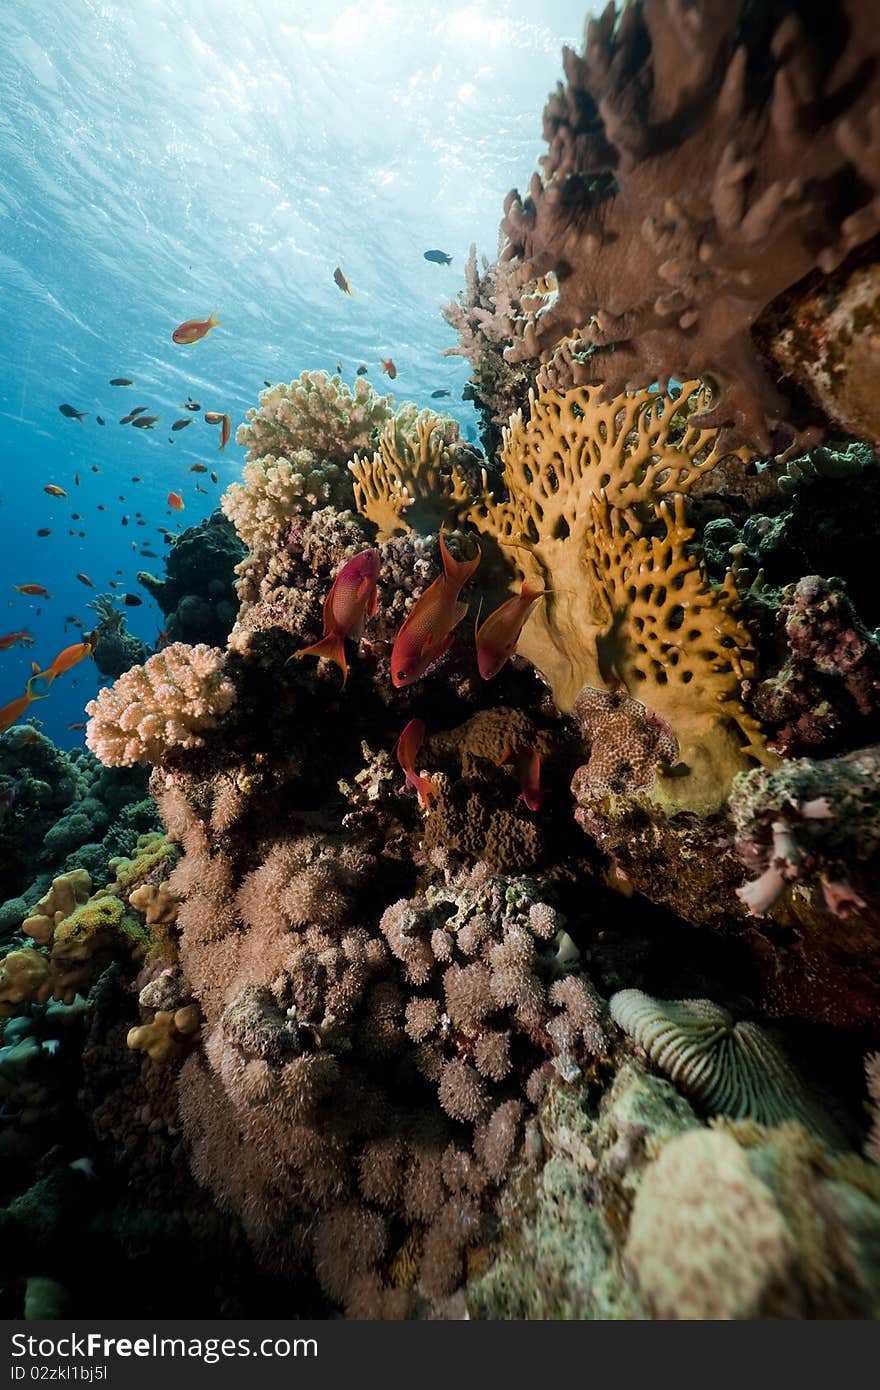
[495,0,880,449]
[85,643,236,768]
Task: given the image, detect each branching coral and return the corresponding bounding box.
[236,371,393,469]
[498,0,880,449]
[349,411,478,540]
[460,378,770,809]
[609,989,841,1144]
[85,643,236,767]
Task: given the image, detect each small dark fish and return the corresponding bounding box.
[140,549,158,558]
[74,473,80,485]
[59,403,87,421]
[131,415,159,428]
[78,530,86,538]
[336,362,343,374]
[124,594,142,606]
[189,463,207,473]
[71,513,82,520]
[97,504,106,511]
[109,378,134,386]
[129,406,148,417]
[333,266,354,296]
[36,528,51,537]
[263,381,272,388]
[183,401,201,411]
[423,249,453,265]
[109,581,122,589]
[136,519,147,526]
[121,516,129,526]
[131,476,142,483]
[210,471,218,484]
[171,418,192,431]
[68,529,76,535]
[76,572,95,588]
[356,364,368,376]
[430,389,451,398]
[91,465,101,472]
[67,721,86,730]
[96,416,105,426]
[195,483,207,493]
[168,438,174,443]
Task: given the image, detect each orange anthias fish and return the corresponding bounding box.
[475,582,547,680]
[391,531,481,688]
[501,745,543,812]
[0,629,33,651]
[172,310,220,345]
[14,584,51,598]
[291,548,381,684]
[44,484,67,498]
[34,632,97,687]
[167,492,185,511]
[380,358,397,379]
[0,674,48,733]
[205,411,231,450]
[396,718,437,811]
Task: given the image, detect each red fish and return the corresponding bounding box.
[172,310,220,344]
[391,531,480,687]
[380,358,397,379]
[291,548,380,684]
[475,582,547,680]
[14,584,51,597]
[501,745,543,812]
[396,718,436,811]
[0,629,33,651]
[167,492,185,511]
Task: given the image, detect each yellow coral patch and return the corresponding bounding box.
[349,411,478,540]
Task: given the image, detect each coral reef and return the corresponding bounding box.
[497,0,880,449]
[137,512,244,648]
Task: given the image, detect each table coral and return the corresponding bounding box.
[497,0,880,449]
[85,643,236,768]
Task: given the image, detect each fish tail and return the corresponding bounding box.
[208,308,221,326]
[289,632,348,682]
[25,672,52,699]
[439,529,481,590]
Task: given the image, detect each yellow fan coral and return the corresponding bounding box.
[349,410,478,540]
[459,380,773,811]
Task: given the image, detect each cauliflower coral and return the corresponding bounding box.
[85,643,236,767]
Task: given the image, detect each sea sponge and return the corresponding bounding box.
[85,643,236,767]
[22,869,92,946]
[461,379,770,810]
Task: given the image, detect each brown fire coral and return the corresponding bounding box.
[497,0,880,449]
[461,379,772,810]
[85,643,236,767]
[349,411,477,540]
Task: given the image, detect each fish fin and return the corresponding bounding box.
[439,529,481,590]
[416,774,437,812]
[25,672,51,699]
[208,309,221,326]
[289,633,347,682]
[451,599,470,629]
[473,596,484,643]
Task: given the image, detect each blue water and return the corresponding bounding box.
[0,0,584,746]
